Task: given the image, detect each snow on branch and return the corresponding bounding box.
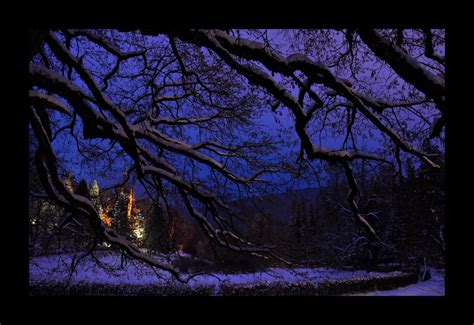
[149,112,226,126]
[66,29,146,60]
[29,90,73,116]
[30,35,289,269]
[167,30,398,165]
[357,29,445,109]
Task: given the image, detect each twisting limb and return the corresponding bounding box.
[29,28,444,271]
[421,29,445,65]
[341,161,378,240]
[357,29,446,137]
[30,30,292,276]
[149,29,442,240]
[30,104,188,280]
[356,29,445,107]
[162,29,439,168]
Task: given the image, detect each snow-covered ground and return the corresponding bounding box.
[29,252,443,295]
[352,269,444,296]
[30,252,392,287]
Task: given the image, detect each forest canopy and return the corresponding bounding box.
[29,29,445,279]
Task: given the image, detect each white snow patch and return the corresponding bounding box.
[351,268,445,296]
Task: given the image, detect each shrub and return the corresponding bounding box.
[30,282,214,296]
[221,271,419,296]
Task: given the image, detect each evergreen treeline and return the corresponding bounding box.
[29,145,444,272]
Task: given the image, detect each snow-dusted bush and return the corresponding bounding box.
[30,282,214,296]
[220,272,419,296]
[316,272,419,295]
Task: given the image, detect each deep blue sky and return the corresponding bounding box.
[40,29,441,200]
[49,106,316,199]
[48,102,381,200]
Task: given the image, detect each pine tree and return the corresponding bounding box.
[90,180,100,205]
[111,186,132,239]
[305,202,318,260]
[133,208,145,245]
[145,202,172,253]
[64,179,95,251]
[75,179,90,198]
[89,179,113,228]
[245,212,275,246]
[289,197,307,261]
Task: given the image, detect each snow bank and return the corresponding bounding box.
[30,252,391,287]
[30,252,436,295]
[353,269,444,296]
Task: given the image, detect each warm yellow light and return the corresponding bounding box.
[101,211,112,227]
[127,189,134,222]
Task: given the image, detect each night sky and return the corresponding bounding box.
[40,29,441,200]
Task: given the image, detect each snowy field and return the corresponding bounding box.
[29,252,444,296]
